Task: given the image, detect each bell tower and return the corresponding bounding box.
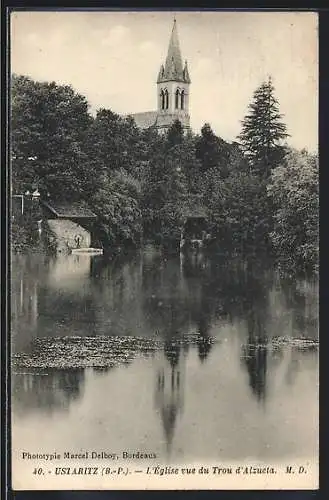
[156,19,191,132]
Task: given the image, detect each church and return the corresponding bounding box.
[130,19,191,133]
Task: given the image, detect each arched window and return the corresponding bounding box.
[160,90,165,110]
[181,90,185,110]
[164,89,169,110]
[175,88,180,109]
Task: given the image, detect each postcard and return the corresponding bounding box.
[9,9,319,490]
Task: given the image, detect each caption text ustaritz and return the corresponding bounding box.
[19,451,309,477]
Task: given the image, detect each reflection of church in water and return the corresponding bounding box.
[154,339,187,455]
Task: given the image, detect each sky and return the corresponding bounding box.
[11,10,318,151]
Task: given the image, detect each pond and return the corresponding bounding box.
[11,246,319,488]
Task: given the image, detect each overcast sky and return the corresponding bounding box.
[11,10,318,151]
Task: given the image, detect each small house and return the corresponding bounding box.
[41,201,98,253]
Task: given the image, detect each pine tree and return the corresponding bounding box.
[238,77,289,177]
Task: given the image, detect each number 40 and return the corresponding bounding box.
[33,468,44,475]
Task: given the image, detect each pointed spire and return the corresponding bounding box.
[183,60,191,84]
[157,64,165,83]
[158,19,189,83]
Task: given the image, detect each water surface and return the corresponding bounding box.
[11,248,319,464]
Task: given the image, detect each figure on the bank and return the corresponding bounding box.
[74,234,82,248]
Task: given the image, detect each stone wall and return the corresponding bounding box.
[47,219,91,253]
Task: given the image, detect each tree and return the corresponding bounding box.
[91,171,142,249]
[85,110,144,181]
[179,134,203,195]
[83,109,144,247]
[195,123,231,176]
[141,147,188,243]
[141,122,189,244]
[166,119,184,149]
[133,127,163,182]
[11,75,93,200]
[204,168,271,251]
[11,76,144,250]
[238,77,289,177]
[267,148,319,272]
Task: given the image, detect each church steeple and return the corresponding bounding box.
[156,19,191,132]
[158,19,190,84]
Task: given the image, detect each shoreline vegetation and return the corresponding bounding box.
[11,75,318,276]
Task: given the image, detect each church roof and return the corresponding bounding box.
[129,111,158,129]
[157,20,190,84]
[129,111,190,131]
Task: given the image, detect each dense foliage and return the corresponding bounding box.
[11,74,318,273]
[11,75,92,200]
[267,149,319,273]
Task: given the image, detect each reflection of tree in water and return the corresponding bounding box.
[184,255,273,370]
[196,309,213,363]
[284,344,318,387]
[202,256,274,323]
[143,252,274,372]
[238,260,271,404]
[38,290,97,334]
[11,254,49,353]
[143,254,184,308]
[242,306,269,402]
[242,343,268,403]
[57,370,85,401]
[12,368,85,415]
[89,250,279,361]
[142,253,214,343]
[284,348,301,387]
[89,252,147,336]
[280,276,318,339]
[12,253,100,340]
